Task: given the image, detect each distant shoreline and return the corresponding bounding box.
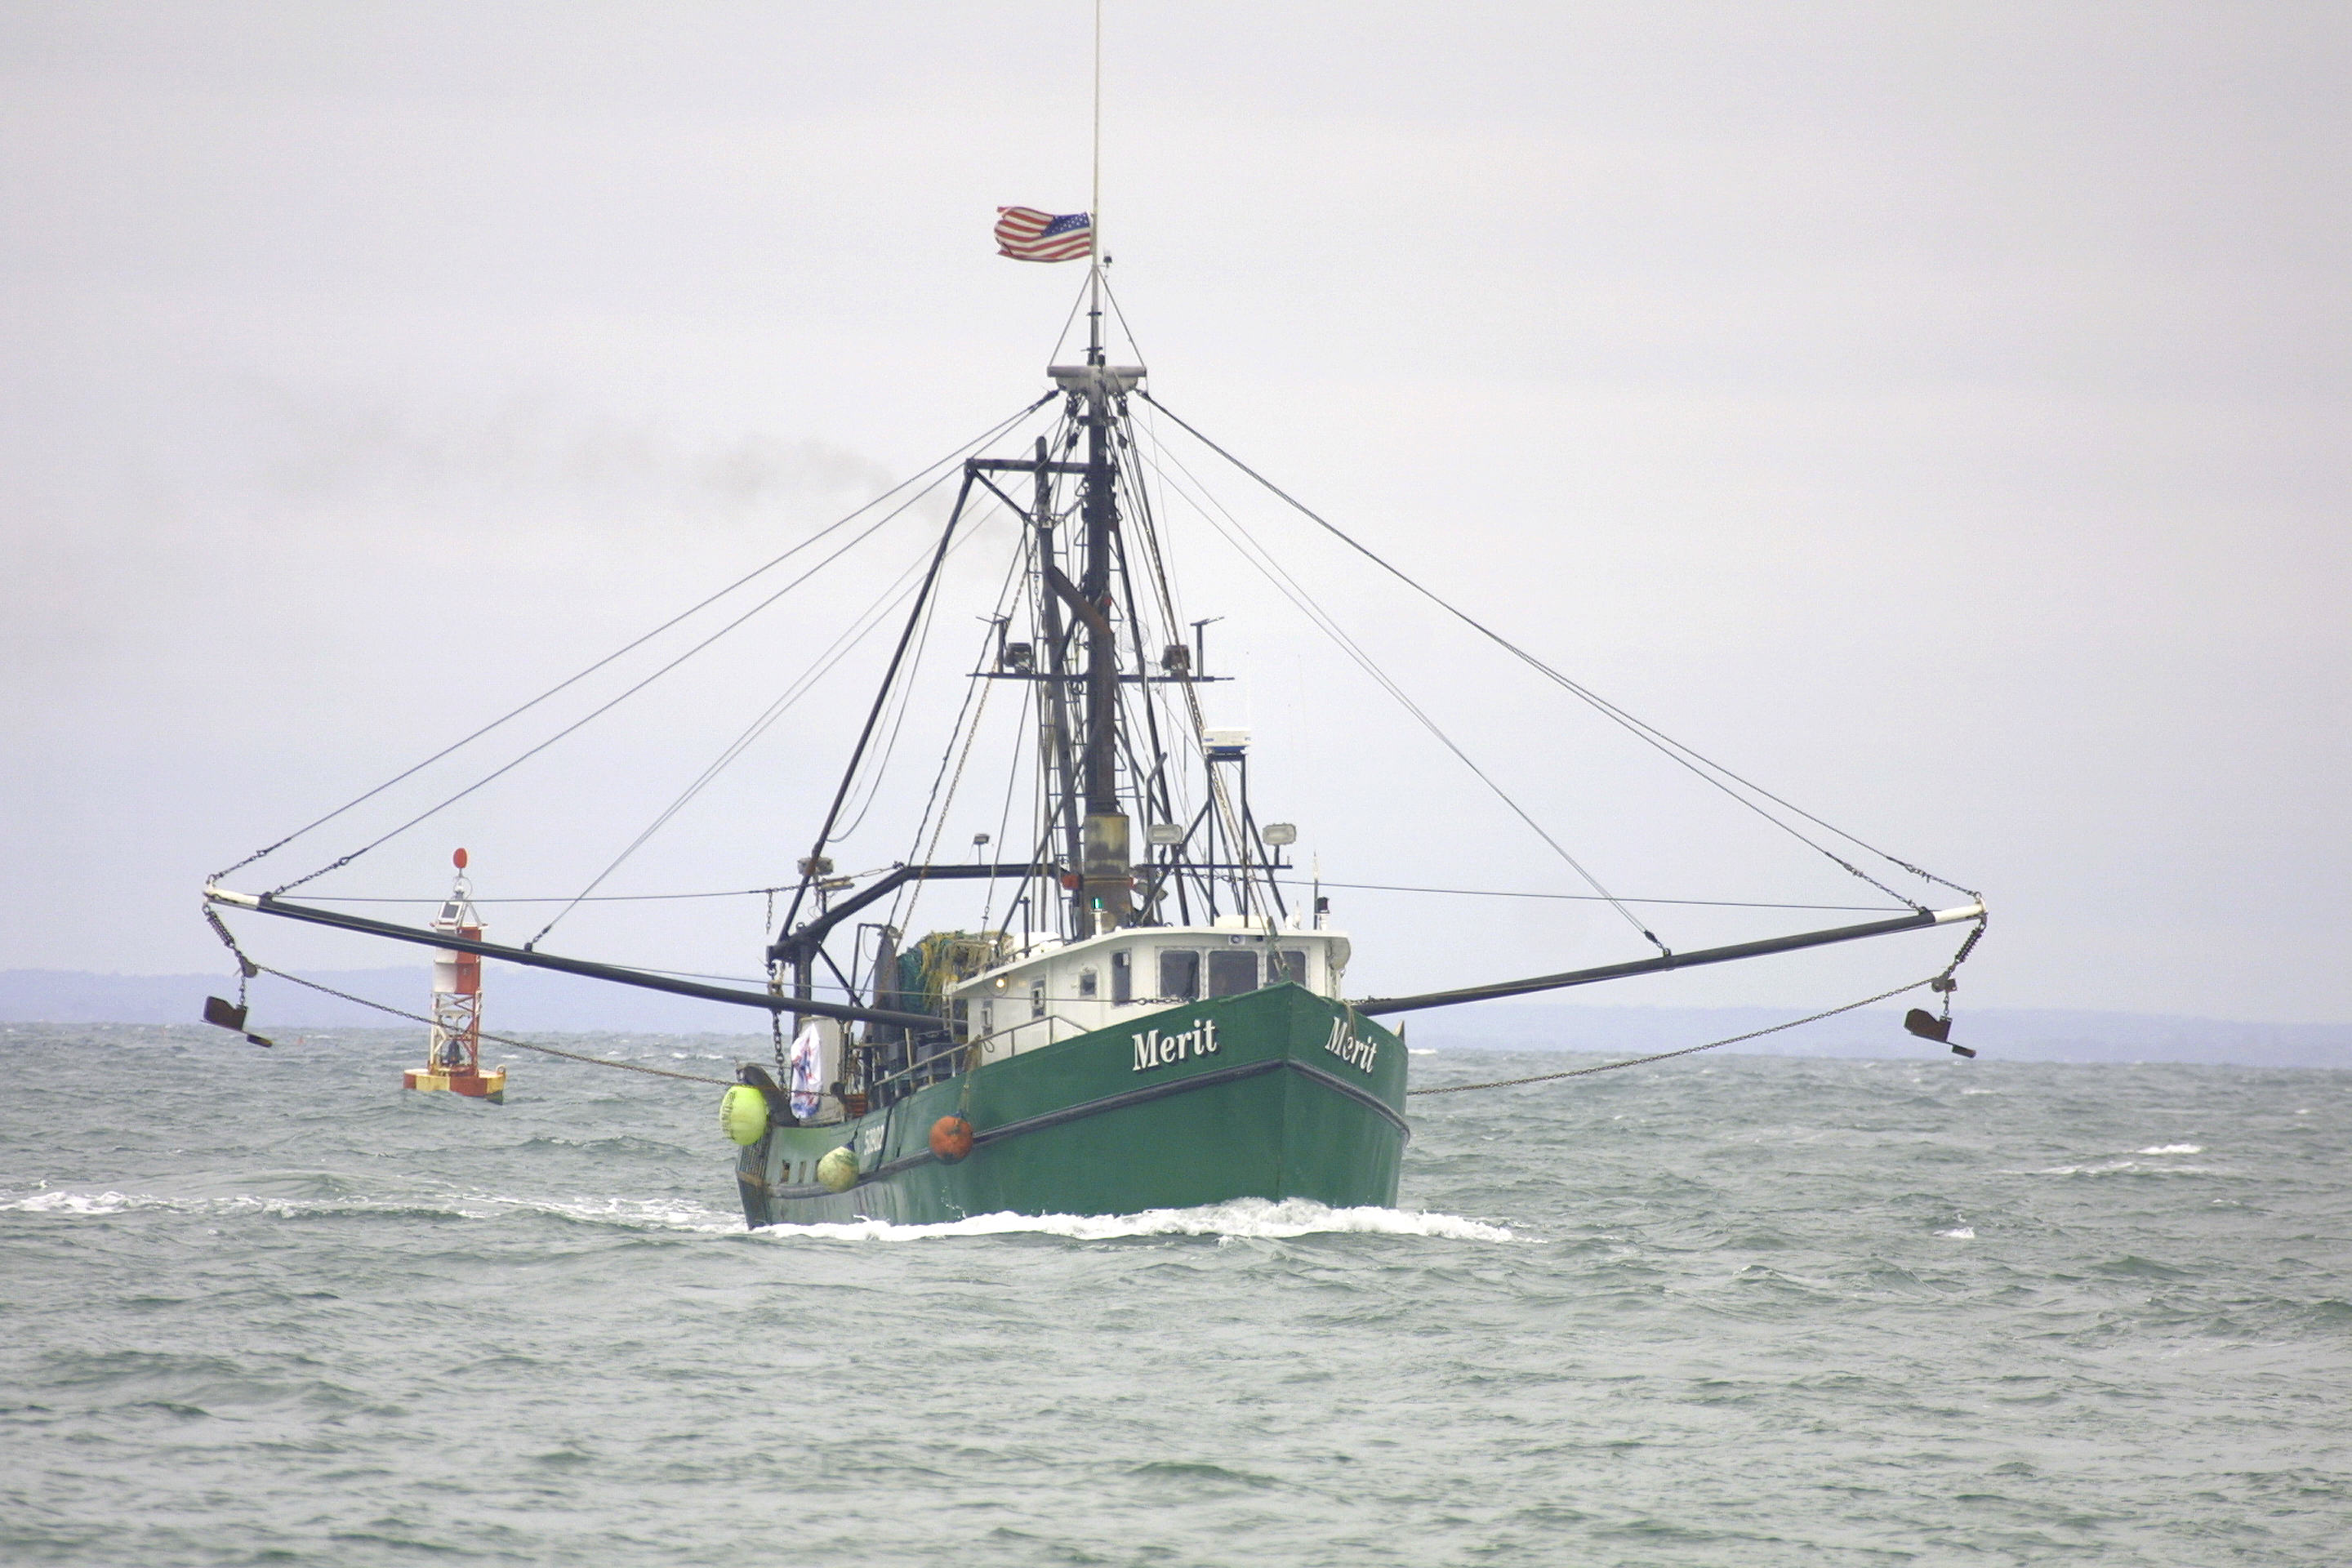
[4,969,2345,1069]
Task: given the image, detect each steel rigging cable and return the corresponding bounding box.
[1137,390,1976,911]
[1126,412,1677,954]
[268,486,936,900]
[1401,963,1970,1097]
[217,392,1056,891]
[521,525,993,950]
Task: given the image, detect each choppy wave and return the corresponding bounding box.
[749,1196,1518,1244]
[2028,1159,2224,1176]
[9,1027,2350,1568]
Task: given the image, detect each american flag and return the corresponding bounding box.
[996,207,1094,263]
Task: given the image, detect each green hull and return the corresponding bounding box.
[734,984,1407,1227]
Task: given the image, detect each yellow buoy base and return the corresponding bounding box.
[404,1066,507,1104]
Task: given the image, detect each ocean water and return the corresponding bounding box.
[3,1026,2347,1566]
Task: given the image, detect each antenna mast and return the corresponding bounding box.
[1088,0,1104,365]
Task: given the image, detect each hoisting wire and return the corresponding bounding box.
[776,472,976,939]
[523,516,1000,950]
[895,663,996,938]
[1045,270,1098,371]
[268,461,972,902]
[1280,880,1899,912]
[263,966,735,1085]
[831,519,972,845]
[1138,390,1973,911]
[978,678,1040,934]
[270,880,1893,913]
[1098,275,1149,378]
[1123,452,1252,915]
[890,545,1034,938]
[1115,417,1241,916]
[214,392,1057,887]
[1405,938,1980,1097]
[1127,413,1673,955]
[196,911,737,1084]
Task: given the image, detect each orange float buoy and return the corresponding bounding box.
[929,1116,974,1163]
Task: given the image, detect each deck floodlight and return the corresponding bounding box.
[1263,822,1297,846]
[1147,822,1185,846]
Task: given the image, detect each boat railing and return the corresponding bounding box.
[973,1011,1094,1061]
[865,1011,1085,1094]
[871,1035,969,1093]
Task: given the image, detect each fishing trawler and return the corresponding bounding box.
[200,211,1984,1227]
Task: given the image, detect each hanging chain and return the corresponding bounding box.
[1929,912,1987,1024]
[203,906,259,1010]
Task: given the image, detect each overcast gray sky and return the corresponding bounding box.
[3,2,2345,1022]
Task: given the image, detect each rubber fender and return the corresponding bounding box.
[929,1116,974,1163]
[719,1084,769,1146]
[816,1144,859,1193]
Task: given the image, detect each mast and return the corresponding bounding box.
[1070,0,1133,935]
[1031,436,1087,924]
[1075,255,1132,933]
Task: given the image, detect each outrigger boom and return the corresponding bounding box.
[202,885,947,1033]
[1351,902,1986,1016]
[205,884,1983,1025]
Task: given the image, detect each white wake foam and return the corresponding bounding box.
[750,1196,1518,1244]
[474,1192,740,1232]
[3,1190,1519,1244]
[0,1188,164,1215]
[0,1187,744,1232]
[2136,1143,2203,1155]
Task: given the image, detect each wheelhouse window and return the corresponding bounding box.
[1207,949,1258,998]
[1157,949,1200,1000]
[1111,950,1133,1003]
[1030,978,1047,1019]
[1272,949,1312,988]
